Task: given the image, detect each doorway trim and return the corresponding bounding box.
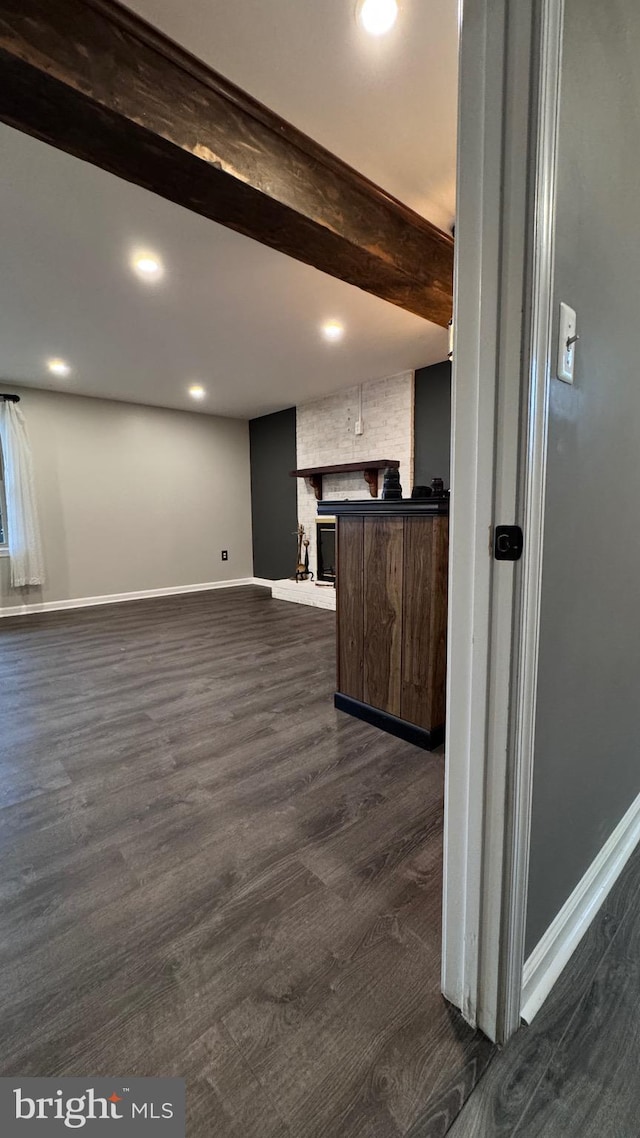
[500,0,565,1040]
[443,0,565,1043]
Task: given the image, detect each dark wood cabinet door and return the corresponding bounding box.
[336,511,448,739]
[399,515,448,731]
[363,517,404,716]
[426,515,449,730]
[337,516,364,701]
[401,517,434,729]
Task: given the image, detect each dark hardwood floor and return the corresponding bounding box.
[448,846,640,1138]
[0,585,493,1137]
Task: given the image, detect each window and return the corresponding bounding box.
[0,451,7,550]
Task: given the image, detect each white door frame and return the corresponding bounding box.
[442,0,565,1043]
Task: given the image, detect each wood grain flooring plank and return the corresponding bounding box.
[511,855,640,1138]
[0,845,140,961]
[172,1022,292,1138]
[447,849,640,1138]
[0,756,71,809]
[222,913,430,1137]
[0,586,490,1136]
[404,1042,495,1138]
[223,903,487,1138]
[298,766,444,962]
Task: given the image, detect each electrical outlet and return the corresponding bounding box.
[221,550,228,561]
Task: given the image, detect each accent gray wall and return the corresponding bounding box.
[526,0,640,953]
[414,361,451,489]
[0,386,253,608]
[249,407,297,580]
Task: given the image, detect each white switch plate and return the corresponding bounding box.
[557,301,577,383]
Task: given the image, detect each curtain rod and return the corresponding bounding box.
[0,393,20,402]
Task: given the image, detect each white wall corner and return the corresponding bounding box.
[521,788,640,1024]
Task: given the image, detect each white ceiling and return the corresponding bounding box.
[0,1,457,419]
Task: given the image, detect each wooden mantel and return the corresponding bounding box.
[290,459,399,500]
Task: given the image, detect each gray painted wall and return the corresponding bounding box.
[526,0,640,953]
[0,386,253,608]
[414,361,451,489]
[249,407,297,580]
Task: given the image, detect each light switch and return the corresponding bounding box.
[557,302,578,384]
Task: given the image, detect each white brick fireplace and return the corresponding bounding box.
[270,371,414,610]
[296,371,415,575]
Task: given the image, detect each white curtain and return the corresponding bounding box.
[0,401,45,587]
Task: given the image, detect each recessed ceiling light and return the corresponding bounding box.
[131,250,164,282]
[188,384,206,400]
[321,320,345,343]
[47,358,71,377]
[357,0,399,36]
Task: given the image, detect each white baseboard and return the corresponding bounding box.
[0,577,255,618]
[251,577,275,588]
[521,788,640,1023]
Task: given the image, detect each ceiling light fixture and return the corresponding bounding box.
[131,250,164,282]
[47,358,71,377]
[188,384,206,400]
[321,320,345,343]
[357,0,399,36]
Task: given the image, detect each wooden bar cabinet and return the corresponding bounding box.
[319,498,449,750]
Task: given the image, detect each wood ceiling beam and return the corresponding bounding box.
[0,0,454,326]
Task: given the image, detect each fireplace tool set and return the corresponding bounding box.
[293,524,313,582]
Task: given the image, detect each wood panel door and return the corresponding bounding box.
[426,516,449,730]
[363,517,404,715]
[336,516,364,701]
[400,516,433,729]
[401,516,449,731]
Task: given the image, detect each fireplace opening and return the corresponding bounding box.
[316,518,336,586]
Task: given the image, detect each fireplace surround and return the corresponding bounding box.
[295,372,415,581]
[315,517,336,585]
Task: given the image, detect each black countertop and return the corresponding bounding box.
[317,498,449,518]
